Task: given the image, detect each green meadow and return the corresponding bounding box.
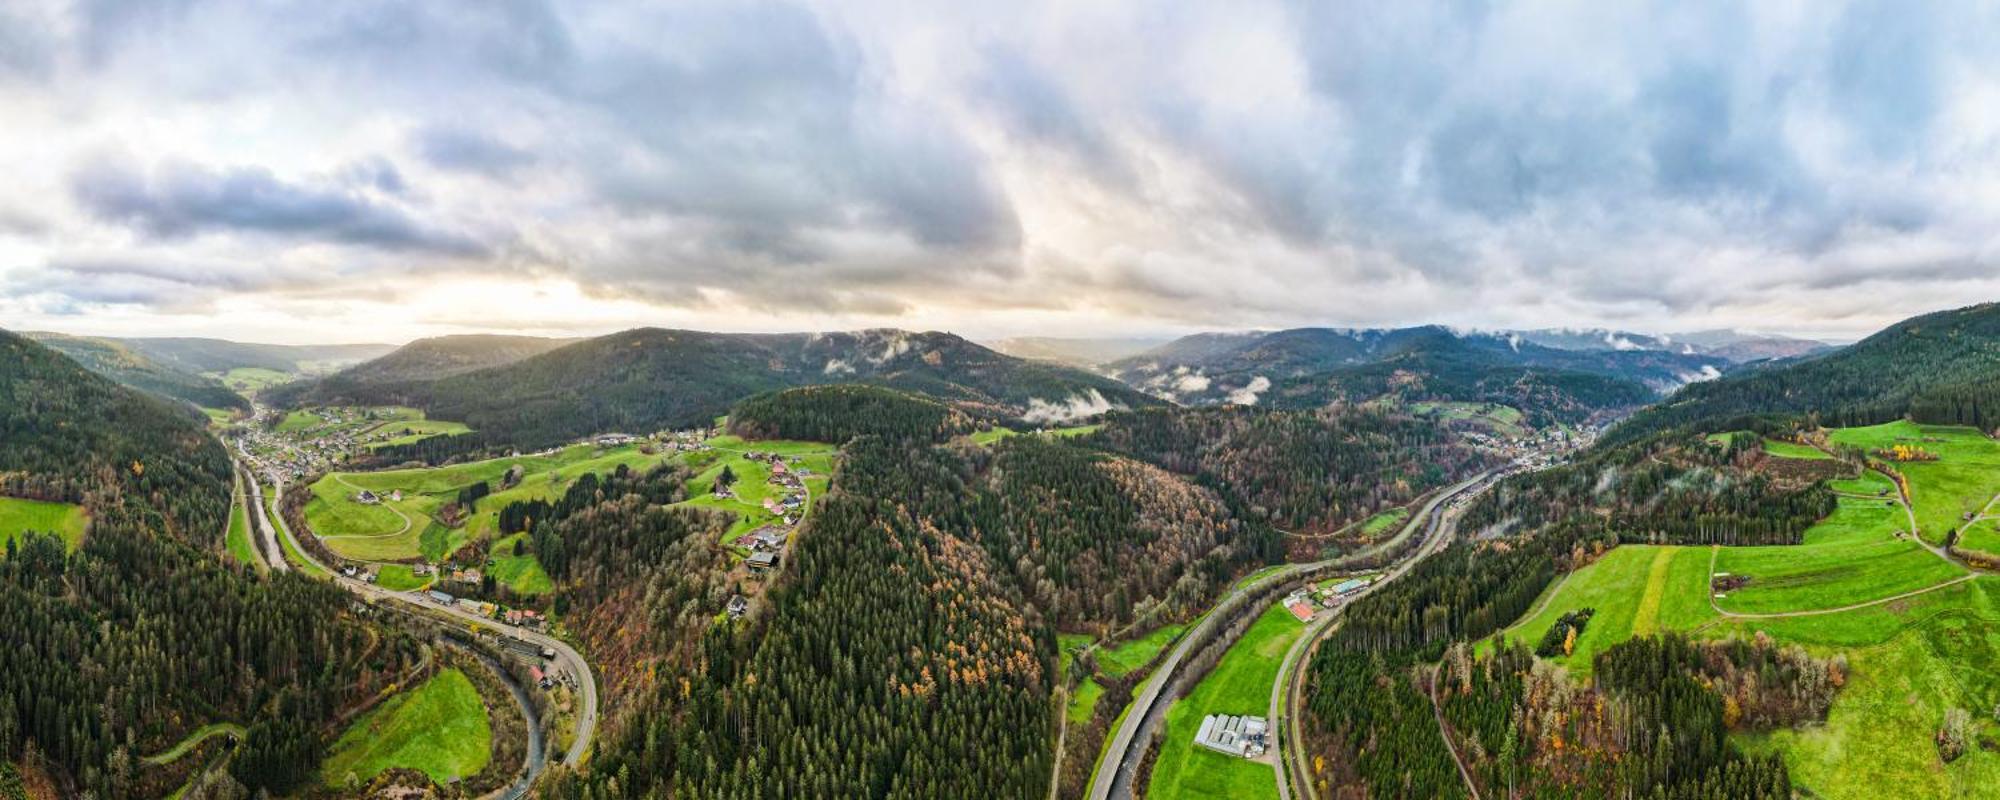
[0,496,87,551]
[322,668,491,788]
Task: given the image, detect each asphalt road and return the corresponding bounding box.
[1090,471,1498,800]
[234,448,599,770]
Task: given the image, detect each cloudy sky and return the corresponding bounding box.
[3,0,1998,344]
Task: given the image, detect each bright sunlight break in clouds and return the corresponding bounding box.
[3,0,2000,343]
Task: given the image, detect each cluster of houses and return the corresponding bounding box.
[1458,423,1604,470]
[352,488,404,504]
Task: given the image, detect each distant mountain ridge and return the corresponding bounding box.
[117,337,394,374]
[1509,327,1830,363]
[1104,325,1726,423]
[981,336,1169,368]
[277,327,1159,450]
[329,333,578,383]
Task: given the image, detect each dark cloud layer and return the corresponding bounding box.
[3,0,1999,339]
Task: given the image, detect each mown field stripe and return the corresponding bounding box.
[1632,547,1674,636]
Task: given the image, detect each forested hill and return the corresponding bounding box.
[727,384,978,443]
[23,331,248,412]
[286,328,1157,452]
[1,331,232,532]
[1106,325,1694,425]
[317,333,577,383]
[1607,302,2000,444]
[0,331,392,797]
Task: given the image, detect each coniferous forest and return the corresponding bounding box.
[0,333,401,798]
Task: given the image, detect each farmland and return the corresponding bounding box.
[1146,603,1305,800]
[1482,422,2000,798]
[305,442,667,563]
[321,668,491,789]
[0,496,87,551]
[1714,497,1965,614]
[1829,421,2000,547]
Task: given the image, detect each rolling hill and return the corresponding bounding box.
[1607,302,2000,443]
[119,337,395,375]
[1511,328,1829,363]
[324,334,577,383]
[23,331,249,411]
[281,328,1159,451]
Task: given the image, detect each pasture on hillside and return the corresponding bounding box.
[1482,421,2000,798]
[321,668,491,789]
[1830,421,2000,547]
[1714,497,1966,614]
[0,496,87,551]
[306,442,667,563]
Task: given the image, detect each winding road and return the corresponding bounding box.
[235,447,599,773]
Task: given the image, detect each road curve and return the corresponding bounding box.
[235,451,599,769]
[1091,471,1497,800]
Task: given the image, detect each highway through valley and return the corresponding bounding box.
[234,445,599,777]
[1089,470,1502,800]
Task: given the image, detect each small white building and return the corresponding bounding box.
[1194,714,1269,758]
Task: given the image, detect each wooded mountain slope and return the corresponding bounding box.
[23,331,247,411]
[289,328,1156,453]
[1609,302,2000,443]
[0,331,397,797]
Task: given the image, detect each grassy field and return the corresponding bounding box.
[970,424,1104,446]
[1493,545,1713,678]
[322,668,491,788]
[1147,603,1305,800]
[374,564,432,591]
[0,496,87,551]
[367,419,474,450]
[1761,438,1832,460]
[308,443,668,562]
[1715,497,1964,614]
[220,367,291,392]
[1830,469,1896,496]
[1096,623,1187,678]
[1734,578,2000,798]
[1408,401,1526,437]
[1958,520,2000,555]
[486,533,554,594]
[1830,421,2000,546]
[224,488,259,567]
[1360,507,1409,536]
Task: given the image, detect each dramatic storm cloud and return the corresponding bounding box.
[3,0,1999,342]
